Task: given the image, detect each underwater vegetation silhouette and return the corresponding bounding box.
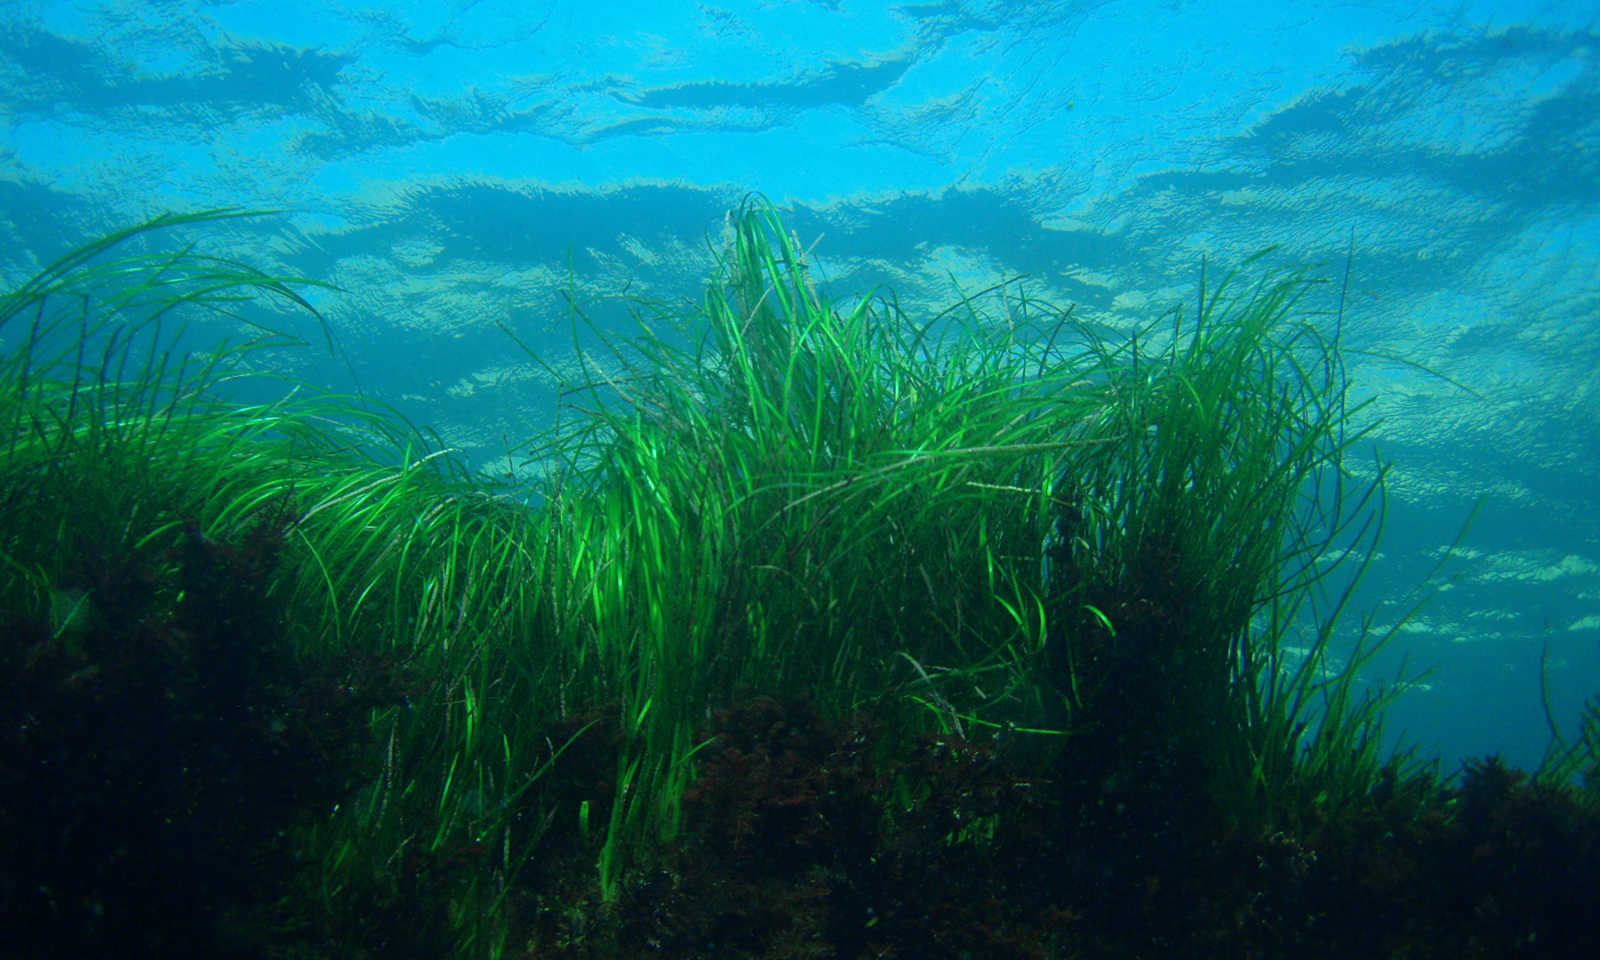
[2,204,1598,959]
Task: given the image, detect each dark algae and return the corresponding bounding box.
[0,498,397,957]
[2,206,1598,958]
[471,696,1600,960]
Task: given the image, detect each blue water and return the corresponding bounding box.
[2,0,1596,774]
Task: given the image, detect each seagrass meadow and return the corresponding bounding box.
[2,205,1598,960]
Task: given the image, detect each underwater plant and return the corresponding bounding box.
[516,200,1429,901]
[0,210,559,958]
[8,203,1590,960]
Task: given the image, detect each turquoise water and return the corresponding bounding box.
[1,0,1596,774]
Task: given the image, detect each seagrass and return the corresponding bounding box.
[2,204,1497,956]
